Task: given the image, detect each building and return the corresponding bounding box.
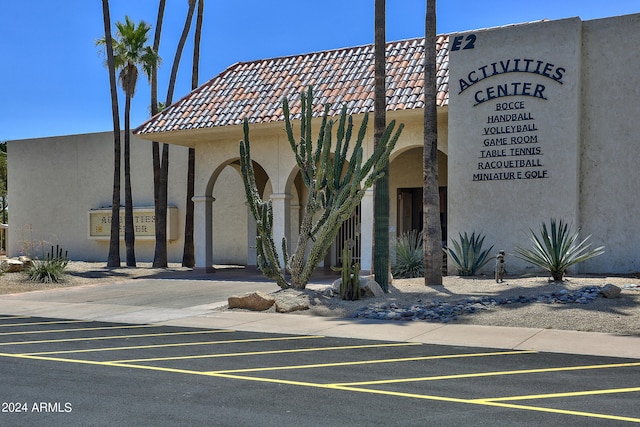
[8,13,640,274]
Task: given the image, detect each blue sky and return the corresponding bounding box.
[1,0,638,141]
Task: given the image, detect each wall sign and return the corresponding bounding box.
[456,36,566,182]
[88,207,178,241]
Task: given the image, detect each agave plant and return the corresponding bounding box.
[391,230,424,279]
[514,218,605,281]
[443,232,494,276]
[25,244,69,284]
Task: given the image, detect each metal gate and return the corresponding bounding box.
[334,204,361,266]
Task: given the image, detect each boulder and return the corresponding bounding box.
[18,256,32,268]
[600,284,621,299]
[331,276,385,298]
[1,258,24,273]
[359,276,385,297]
[228,291,275,311]
[275,290,310,313]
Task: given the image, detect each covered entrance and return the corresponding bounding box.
[397,187,447,245]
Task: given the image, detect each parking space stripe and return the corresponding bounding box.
[474,387,640,402]
[0,324,158,336]
[1,348,637,423]
[0,329,233,347]
[0,320,88,328]
[332,361,640,386]
[472,400,640,423]
[109,342,423,363]
[25,335,324,356]
[208,350,537,374]
[203,373,640,422]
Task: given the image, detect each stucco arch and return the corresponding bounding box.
[204,157,270,197]
[388,145,448,241]
[194,157,271,268]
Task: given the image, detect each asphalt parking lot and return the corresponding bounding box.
[0,315,639,426]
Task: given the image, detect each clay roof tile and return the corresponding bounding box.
[135,35,449,135]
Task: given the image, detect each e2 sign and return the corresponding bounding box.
[451,34,476,51]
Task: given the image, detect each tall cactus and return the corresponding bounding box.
[240,86,403,289]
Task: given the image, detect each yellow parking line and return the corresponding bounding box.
[0,320,87,328]
[333,361,640,386]
[473,400,640,423]
[109,342,422,363]
[474,387,640,402]
[197,372,640,423]
[0,329,233,347]
[25,335,324,356]
[0,324,158,336]
[209,350,537,374]
[1,351,638,423]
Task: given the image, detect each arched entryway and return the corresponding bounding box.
[389,146,448,243]
[194,158,270,270]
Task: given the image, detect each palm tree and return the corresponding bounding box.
[182,0,204,268]
[373,0,390,291]
[423,0,443,286]
[151,0,166,267]
[98,0,122,268]
[154,0,196,268]
[99,16,159,267]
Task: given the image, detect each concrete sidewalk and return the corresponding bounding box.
[0,273,638,359]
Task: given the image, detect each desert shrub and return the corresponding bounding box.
[391,230,424,279]
[514,218,604,281]
[25,245,69,283]
[443,231,494,276]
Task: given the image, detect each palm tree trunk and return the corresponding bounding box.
[124,93,136,266]
[101,0,121,268]
[423,0,442,285]
[154,0,196,268]
[182,0,203,268]
[373,0,389,291]
[152,0,166,268]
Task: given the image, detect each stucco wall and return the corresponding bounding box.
[578,13,640,273]
[211,164,249,264]
[7,132,188,262]
[447,13,640,275]
[448,18,584,275]
[192,110,449,268]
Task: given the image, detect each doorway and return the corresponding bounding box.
[397,187,447,243]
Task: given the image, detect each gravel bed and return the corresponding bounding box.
[1,262,639,336]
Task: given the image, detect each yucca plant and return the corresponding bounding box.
[25,244,69,284]
[443,231,494,276]
[391,230,424,279]
[514,218,604,281]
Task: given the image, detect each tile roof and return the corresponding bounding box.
[135,35,449,135]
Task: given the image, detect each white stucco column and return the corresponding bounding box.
[246,203,257,266]
[193,195,215,273]
[269,193,292,265]
[359,189,374,273]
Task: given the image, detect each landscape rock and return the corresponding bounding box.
[274,289,309,313]
[18,256,32,268]
[1,258,24,273]
[228,291,275,311]
[331,276,385,298]
[359,277,385,297]
[600,283,621,299]
[352,286,604,323]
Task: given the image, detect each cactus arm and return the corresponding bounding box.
[241,86,403,289]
